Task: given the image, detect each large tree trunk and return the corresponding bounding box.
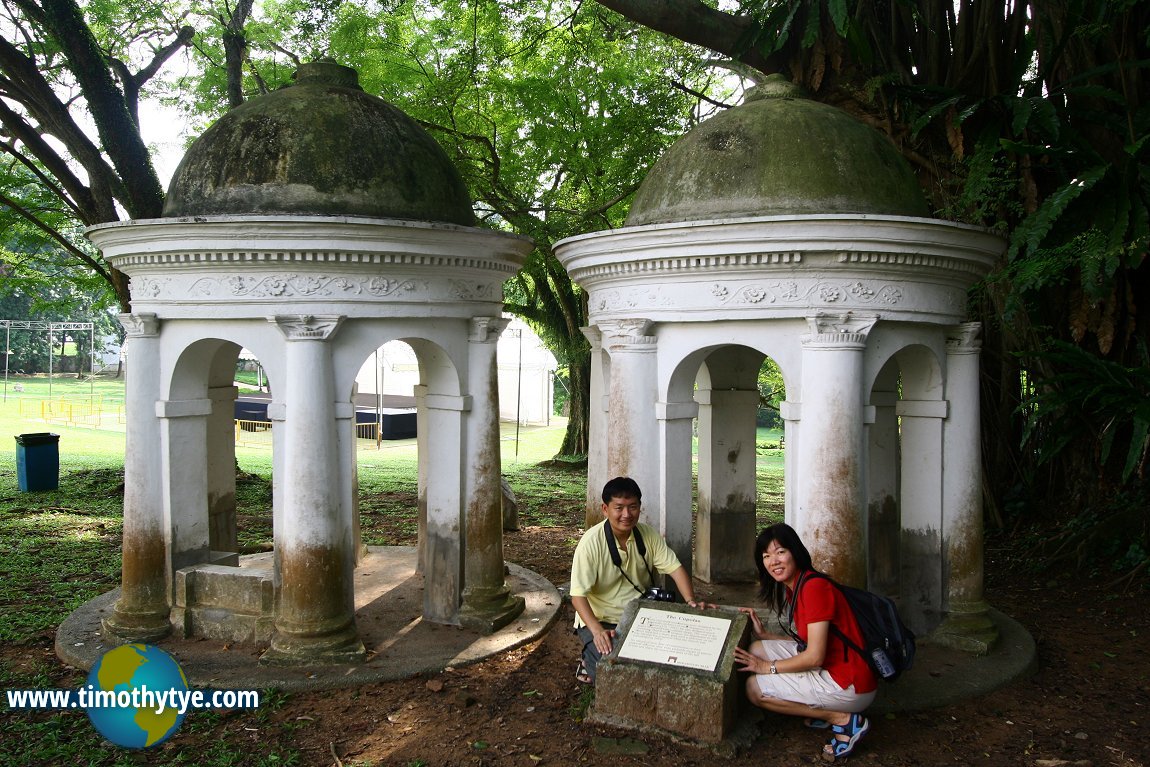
[39,0,165,219]
[560,354,591,457]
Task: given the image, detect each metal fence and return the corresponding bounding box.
[18,395,125,429]
[20,397,393,450]
[234,419,389,450]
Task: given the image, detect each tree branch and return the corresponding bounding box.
[39,0,164,219]
[0,190,111,281]
[110,25,195,125]
[0,58,121,222]
[670,79,733,109]
[0,138,84,219]
[581,182,641,220]
[593,0,777,74]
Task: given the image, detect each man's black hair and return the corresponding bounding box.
[601,476,642,504]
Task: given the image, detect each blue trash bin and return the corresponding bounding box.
[15,433,60,491]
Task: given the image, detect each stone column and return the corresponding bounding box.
[867,388,900,594]
[268,399,287,568]
[415,384,430,574]
[103,313,171,642]
[459,318,525,632]
[264,315,364,664]
[657,399,698,575]
[935,322,998,652]
[795,313,875,588]
[780,400,801,527]
[418,387,468,624]
[581,326,608,529]
[206,384,239,563]
[695,388,759,582]
[335,398,364,561]
[600,319,659,512]
[896,397,947,634]
[157,396,211,572]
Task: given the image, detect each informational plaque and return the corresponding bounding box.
[616,607,734,672]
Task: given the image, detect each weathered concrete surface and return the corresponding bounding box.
[590,602,752,744]
[163,61,474,224]
[56,547,561,692]
[626,74,929,226]
[171,563,275,643]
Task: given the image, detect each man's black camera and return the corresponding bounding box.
[641,587,675,602]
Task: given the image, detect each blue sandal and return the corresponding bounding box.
[822,713,869,761]
[804,718,831,730]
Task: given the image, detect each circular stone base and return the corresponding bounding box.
[55,546,562,692]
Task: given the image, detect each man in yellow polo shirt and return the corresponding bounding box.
[570,476,702,683]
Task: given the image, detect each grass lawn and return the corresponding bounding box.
[0,374,785,764]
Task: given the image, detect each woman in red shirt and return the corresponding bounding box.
[733,523,877,761]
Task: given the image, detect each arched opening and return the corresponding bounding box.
[693,344,789,583]
[338,328,469,626]
[343,339,421,567]
[161,334,282,644]
[166,337,247,570]
[661,342,790,586]
[867,342,946,633]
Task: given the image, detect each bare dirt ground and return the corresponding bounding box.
[9,522,1150,766]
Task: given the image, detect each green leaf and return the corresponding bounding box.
[1009,96,1032,136]
[826,0,849,34]
[1027,96,1061,139]
[801,1,821,48]
[1009,165,1109,260]
[1122,418,1149,483]
[909,94,962,136]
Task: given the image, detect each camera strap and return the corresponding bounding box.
[603,520,655,596]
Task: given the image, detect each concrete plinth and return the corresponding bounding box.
[931,603,1000,655]
[458,587,526,634]
[261,628,367,666]
[171,563,275,644]
[590,601,752,744]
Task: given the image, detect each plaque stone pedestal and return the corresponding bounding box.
[589,601,751,744]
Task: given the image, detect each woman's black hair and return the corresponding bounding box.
[753,523,815,616]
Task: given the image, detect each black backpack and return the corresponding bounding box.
[792,572,917,682]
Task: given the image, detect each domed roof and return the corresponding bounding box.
[626,75,929,226]
[162,61,474,225]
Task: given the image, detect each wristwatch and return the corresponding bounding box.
[769,661,778,674]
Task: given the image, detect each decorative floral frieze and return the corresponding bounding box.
[131,277,170,299]
[712,280,903,306]
[592,289,637,313]
[450,280,499,301]
[129,272,440,301]
[365,277,420,296]
[589,280,970,323]
[184,273,424,298]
